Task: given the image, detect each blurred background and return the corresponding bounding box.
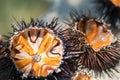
[0,0,53,35]
[0,0,95,35]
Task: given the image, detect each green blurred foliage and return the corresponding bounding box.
[0,0,52,35]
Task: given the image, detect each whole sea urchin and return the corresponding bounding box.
[67,10,120,79]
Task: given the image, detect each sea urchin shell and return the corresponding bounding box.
[9,18,64,78]
[68,10,120,78]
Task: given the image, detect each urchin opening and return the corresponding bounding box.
[76,20,113,51]
[32,55,41,62]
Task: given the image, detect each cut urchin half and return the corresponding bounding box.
[3,18,84,80]
[9,18,64,78]
[67,10,120,78]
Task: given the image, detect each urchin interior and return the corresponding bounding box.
[10,27,63,77]
[76,20,113,51]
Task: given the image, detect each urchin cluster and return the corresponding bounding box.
[0,9,120,80]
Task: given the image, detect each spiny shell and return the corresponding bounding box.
[8,18,65,78]
[3,18,84,80]
[10,27,63,77]
[68,10,120,78]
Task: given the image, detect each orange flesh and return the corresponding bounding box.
[15,35,34,55]
[86,23,112,51]
[10,28,63,77]
[74,73,91,80]
[15,58,32,69]
[78,21,112,51]
[86,24,98,43]
[111,0,120,7]
[37,33,51,54]
[32,62,41,76]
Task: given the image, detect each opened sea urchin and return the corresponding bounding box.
[68,10,120,79]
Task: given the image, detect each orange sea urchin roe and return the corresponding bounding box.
[74,73,91,80]
[10,28,63,77]
[77,20,113,51]
[111,0,120,7]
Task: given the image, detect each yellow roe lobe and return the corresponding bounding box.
[10,28,63,77]
[77,20,113,51]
